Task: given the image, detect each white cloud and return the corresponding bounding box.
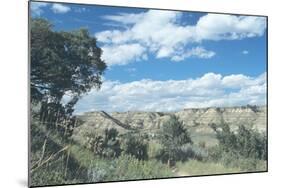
[102,12,145,25]
[242,50,249,54]
[171,47,216,61]
[74,72,266,113]
[51,4,71,14]
[31,2,71,15]
[96,10,266,65]
[222,74,251,88]
[30,2,49,16]
[101,43,147,66]
[195,14,266,41]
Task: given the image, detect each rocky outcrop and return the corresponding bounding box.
[176,106,267,133]
[72,105,267,146]
[73,106,267,146]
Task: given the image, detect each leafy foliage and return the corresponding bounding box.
[30,18,107,186]
[121,133,149,160]
[210,122,267,160]
[102,128,122,158]
[31,18,106,102]
[209,122,267,170]
[85,132,104,156]
[85,128,121,158]
[30,120,88,187]
[87,154,172,182]
[159,115,193,166]
[31,18,106,138]
[176,160,241,176]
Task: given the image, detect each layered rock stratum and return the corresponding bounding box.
[73,105,267,146]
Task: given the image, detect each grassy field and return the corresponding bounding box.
[175,160,242,176]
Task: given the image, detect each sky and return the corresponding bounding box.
[30,1,267,113]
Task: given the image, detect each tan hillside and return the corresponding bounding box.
[72,105,267,147]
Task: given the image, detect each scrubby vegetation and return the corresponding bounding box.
[208,122,267,171]
[175,160,241,176]
[158,115,193,166]
[30,119,172,186]
[31,112,267,186]
[30,18,267,187]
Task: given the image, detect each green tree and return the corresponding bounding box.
[85,132,104,156]
[210,122,267,160]
[159,115,192,167]
[31,18,106,133]
[209,122,237,153]
[102,128,122,158]
[236,125,267,160]
[85,128,121,158]
[121,133,148,161]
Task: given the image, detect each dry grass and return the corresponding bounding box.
[175,160,243,176]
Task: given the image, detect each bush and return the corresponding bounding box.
[31,167,66,186]
[210,122,267,160]
[159,115,193,166]
[107,154,172,181]
[86,154,172,182]
[84,128,121,158]
[180,144,208,161]
[208,122,267,171]
[236,125,267,160]
[103,128,122,158]
[30,120,87,186]
[148,141,163,159]
[121,133,148,160]
[31,144,87,186]
[84,132,104,155]
[175,160,241,176]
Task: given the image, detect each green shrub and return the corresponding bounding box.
[159,115,193,166]
[84,128,121,158]
[84,132,104,155]
[121,134,148,160]
[30,120,88,186]
[106,154,172,181]
[175,160,241,176]
[103,128,122,158]
[207,146,267,171]
[31,167,66,186]
[208,122,267,172]
[180,144,208,161]
[85,154,172,182]
[148,141,163,159]
[30,150,86,186]
[210,122,267,160]
[198,141,206,149]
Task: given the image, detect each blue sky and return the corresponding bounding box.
[31,1,267,113]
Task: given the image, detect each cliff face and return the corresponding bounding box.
[176,106,267,132]
[73,106,267,146]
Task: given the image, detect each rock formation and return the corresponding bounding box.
[72,105,267,146]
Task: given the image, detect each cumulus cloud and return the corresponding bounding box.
[31,2,71,15]
[102,12,146,25]
[30,2,49,16]
[51,3,71,14]
[74,72,267,113]
[242,50,249,55]
[195,14,266,40]
[96,10,266,65]
[101,43,147,66]
[171,47,216,61]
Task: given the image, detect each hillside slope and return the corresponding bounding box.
[72,105,267,146]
